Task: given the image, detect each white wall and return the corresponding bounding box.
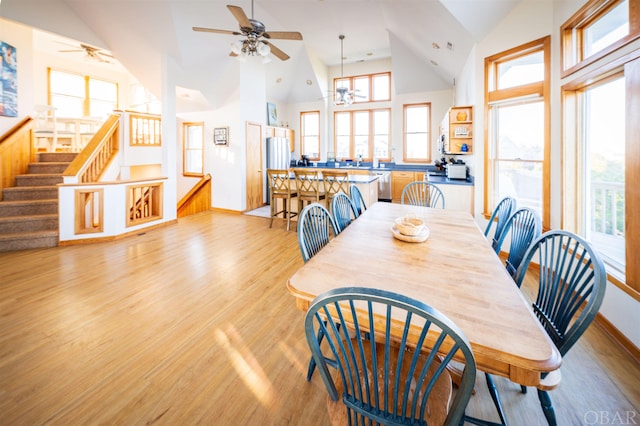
[0,18,34,134]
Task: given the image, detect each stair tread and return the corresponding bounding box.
[0,213,58,221]
[0,230,58,239]
[0,199,57,204]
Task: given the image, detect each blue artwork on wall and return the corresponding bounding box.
[0,41,17,117]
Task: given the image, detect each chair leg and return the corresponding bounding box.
[537,389,557,426]
[269,198,275,228]
[485,373,508,425]
[464,374,508,426]
[307,322,340,381]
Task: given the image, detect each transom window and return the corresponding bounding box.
[334,109,390,161]
[561,0,639,76]
[334,72,391,105]
[48,68,118,118]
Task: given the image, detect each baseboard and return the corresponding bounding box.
[58,219,178,246]
[594,312,640,366]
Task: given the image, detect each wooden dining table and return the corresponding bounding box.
[287,202,561,387]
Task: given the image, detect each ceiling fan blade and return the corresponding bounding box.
[193,26,241,36]
[58,49,84,53]
[227,5,252,29]
[263,31,303,41]
[263,41,289,61]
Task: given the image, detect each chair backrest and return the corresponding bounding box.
[331,191,358,233]
[297,202,339,263]
[495,207,542,277]
[513,230,606,356]
[484,196,517,252]
[401,181,445,209]
[267,169,294,197]
[294,169,323,201]
[322,170,350,204]
[349,183,366,217]
[305,287,476,426]
[33,105,58,132]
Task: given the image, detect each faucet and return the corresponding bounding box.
[356,154,362,167]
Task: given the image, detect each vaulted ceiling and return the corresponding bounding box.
[0,0,520,111]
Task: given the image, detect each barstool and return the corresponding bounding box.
[294,169,326,214]
[267,169,298,231]
[322,170,350,209]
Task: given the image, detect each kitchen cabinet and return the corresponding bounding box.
[442,106,473,154]
[391,171,424,203]
[265,126,295,152]
[438,183,474,215]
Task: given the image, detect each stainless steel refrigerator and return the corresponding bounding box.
[266,137,291,203]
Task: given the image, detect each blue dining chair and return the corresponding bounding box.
[297,202,338,263]
[494,207,542,277]
[331,191,358,233]
[484,196,516,253]
[470,230,607,426]
[349,183,366,217]
[305,287,476,426]
[401,181,445,209]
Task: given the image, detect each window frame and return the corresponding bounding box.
[561,0,640,77]
[402,103,432,163]
[333,72,391,105]
[48,67,119,117]
[300,110,320,161]
[484,36,551,230]
[333,108,391,161]
[182,121,204,177]
[562,46,640,297]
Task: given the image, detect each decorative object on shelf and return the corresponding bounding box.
[267,102,278,126]
[454,126,469,137]
[461,143,469,152]
[191,0,303,62]
[213,126,229,146]
[456,111,467,121]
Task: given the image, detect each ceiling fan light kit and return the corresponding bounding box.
[193,1,302,63]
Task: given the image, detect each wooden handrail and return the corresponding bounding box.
[0,117,32,145]
[177,174,212,218]
[63,114,120,183]
[0,118,34,201]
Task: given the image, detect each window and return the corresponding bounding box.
[300,111,320,160]
[183,122,204,176]
[562,0,640,296]
[561,0,639,76]
[49,69,118,118]
[485,37,550,229]
[403,103,431,162]
[334,109,390,161]
[334,72,391,105]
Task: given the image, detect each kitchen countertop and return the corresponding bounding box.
[292,163,473,186]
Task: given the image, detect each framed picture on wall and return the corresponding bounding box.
[267,102,278,126]
[214,126,228,146]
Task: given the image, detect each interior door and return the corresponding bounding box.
[245,121,263,211]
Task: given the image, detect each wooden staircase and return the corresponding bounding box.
[0,152,75,252]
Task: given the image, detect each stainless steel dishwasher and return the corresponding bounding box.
[372,170,391,202]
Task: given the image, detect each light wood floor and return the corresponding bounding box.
[0,211,638,425]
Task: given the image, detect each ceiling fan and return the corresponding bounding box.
[58,43,115,64]
[192,1,303,62]
[334,35,364,106]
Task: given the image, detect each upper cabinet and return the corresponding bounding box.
[442,106,473,154]
[265,126,295,152]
